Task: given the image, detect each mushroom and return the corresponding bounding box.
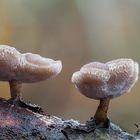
[0,45,62,104]
[72,58,139,125]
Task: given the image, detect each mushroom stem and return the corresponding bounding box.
[9,81,22,100]
[94,98,110,123]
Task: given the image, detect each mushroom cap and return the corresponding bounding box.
[72,59,139,100]
[0,45,62,82]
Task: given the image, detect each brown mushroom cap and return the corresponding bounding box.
[72,58,139,100]
[0,45,62,82]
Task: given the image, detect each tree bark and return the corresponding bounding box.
[0,98,139,140]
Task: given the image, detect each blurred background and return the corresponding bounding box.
[0,0,140,133]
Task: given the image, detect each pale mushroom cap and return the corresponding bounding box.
[72,58,139,100]
[0,45,62,82]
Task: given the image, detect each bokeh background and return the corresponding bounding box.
[0,0,140,133]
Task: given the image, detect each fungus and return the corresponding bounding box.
[72,58,139,126]
[0,45,62,104]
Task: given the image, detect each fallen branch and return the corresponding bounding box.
[0,98,139,140]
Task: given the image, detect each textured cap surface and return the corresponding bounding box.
[0,45,62,82]
[72,59,139,100]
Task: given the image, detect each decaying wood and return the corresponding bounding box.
[0,98,139,140]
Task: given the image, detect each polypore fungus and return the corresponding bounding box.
[0,45,62,103]
[72,58,139,125]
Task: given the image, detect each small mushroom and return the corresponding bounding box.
[72,58,139,125]
[0,45,62,103]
